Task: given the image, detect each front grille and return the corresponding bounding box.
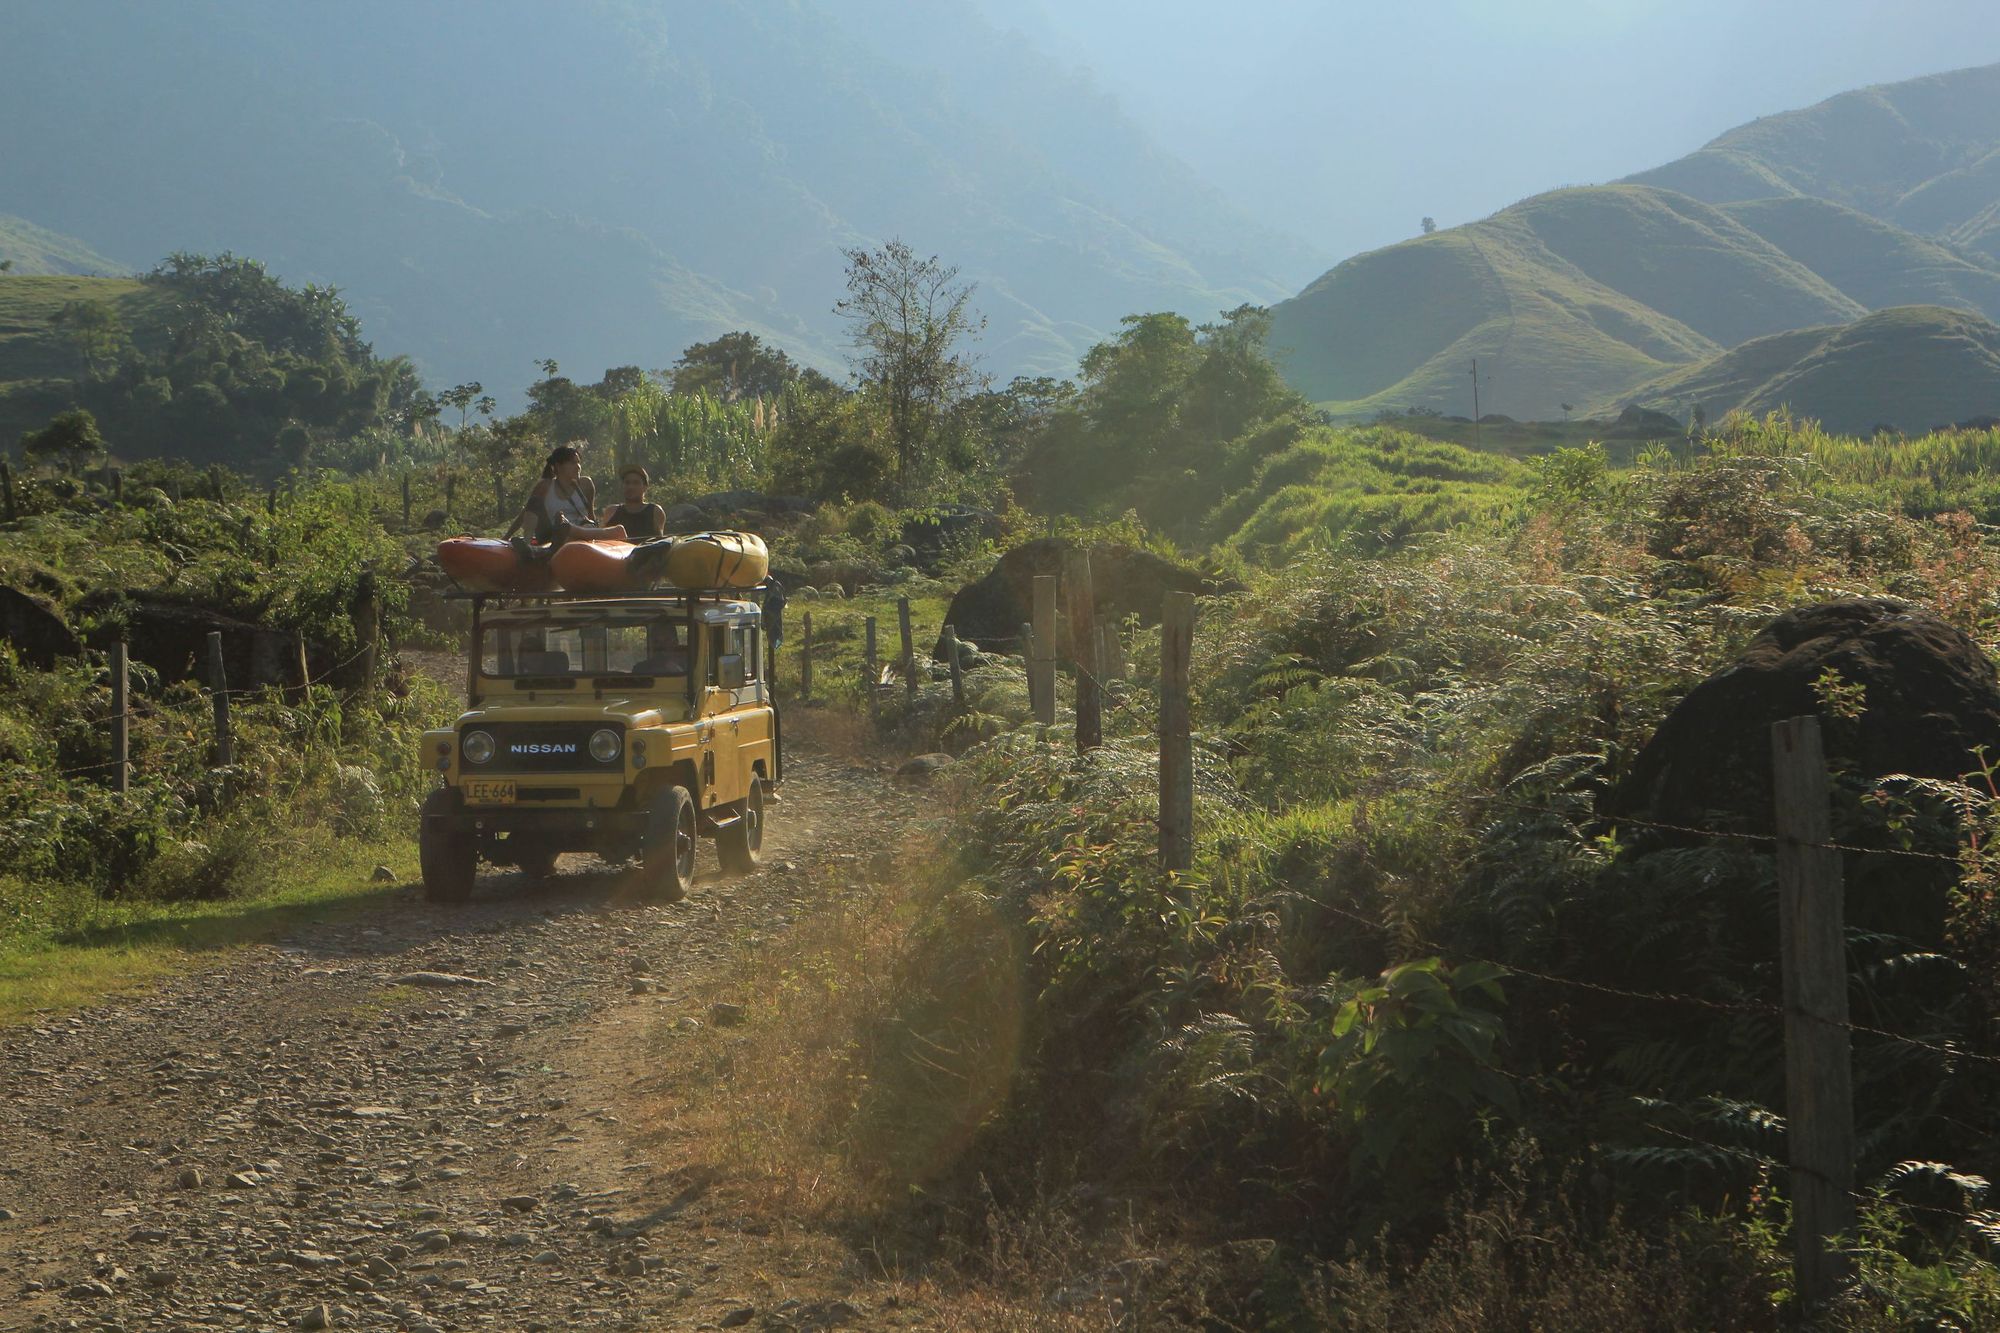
[465,722,623,774]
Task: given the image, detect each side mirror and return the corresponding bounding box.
[717,653,747,689]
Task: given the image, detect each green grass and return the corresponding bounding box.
[0,830,413,1025]
[1207,424,1525,558]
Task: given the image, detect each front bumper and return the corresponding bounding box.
[428,806,649,837]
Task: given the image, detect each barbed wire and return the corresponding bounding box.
[31,642,386,780]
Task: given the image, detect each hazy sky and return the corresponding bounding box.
[984,0,2000,275]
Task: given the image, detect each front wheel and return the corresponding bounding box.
[640,785,697,903]
[717,778,765,875]
[419,788,476,903]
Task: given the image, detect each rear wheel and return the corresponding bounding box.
[717,778,765,875]
[419,788,476,903]
[640,785,697,903]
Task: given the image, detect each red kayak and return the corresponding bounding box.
[436,537,556,594]
[549,538,669,595]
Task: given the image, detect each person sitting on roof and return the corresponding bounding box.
[505,444,596,557]
[600,464,666,540]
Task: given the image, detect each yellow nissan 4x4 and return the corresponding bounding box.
[418,590,779,902]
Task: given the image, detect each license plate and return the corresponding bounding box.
[464,781,517,805]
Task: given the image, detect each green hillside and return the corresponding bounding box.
[1273,64,2000,424]
[1626,63,2000,254]
[1266,184,1876,420]
[0,217,127,277]
[1605,305,2000,434]
[1719,197,2000,318]
[0,275,170,444]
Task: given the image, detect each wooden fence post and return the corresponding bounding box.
[290,630,310,702]
[110,641,130,794]
[1031,575,1057,729]
[206,630,233,767]
[898,596,917,703]
[1066,552,1101,752]
[1,461,18,522]
[1772,715,1855,1313]
[1160,592,1194,871]
[943,624,965,709]
[350,572,379,695]
[109,467,124,505]
[1019,621,1035,714]
[864,616,878,714]
[800,611,814,701]
[1101,621,1125,681]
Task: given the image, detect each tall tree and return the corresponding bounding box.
[669,332,802,402]
[20,408,105,472]
[835,239,987,498]
[439,381,485,431]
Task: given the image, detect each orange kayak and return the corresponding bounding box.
[437,537,555,593]
[549,538,665,594]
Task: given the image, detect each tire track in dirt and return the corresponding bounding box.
[0,743,923,1332]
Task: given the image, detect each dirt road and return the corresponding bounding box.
[0,745,922,1332]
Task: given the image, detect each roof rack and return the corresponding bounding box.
[440,586,764,604]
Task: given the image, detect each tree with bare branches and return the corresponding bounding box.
[836,239,986,498]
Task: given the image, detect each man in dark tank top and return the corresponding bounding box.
[601,464,666,540]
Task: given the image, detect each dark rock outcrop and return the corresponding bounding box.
[1611,598,2000,833]
[78,595,317,688]
[935,539,1232,658]
[0,586,81,667]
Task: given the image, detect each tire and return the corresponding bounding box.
[717,777,765,875]
[640,785,697,903]
[419,788,476,903]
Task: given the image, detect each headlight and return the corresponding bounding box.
[462,730,496,764]
[589,729,622,763]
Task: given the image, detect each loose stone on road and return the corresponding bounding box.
[0,744,919,1330]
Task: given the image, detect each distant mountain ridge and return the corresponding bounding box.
[0,218,126,278]
[1271,63,2000,423]
[0,0,1319,403]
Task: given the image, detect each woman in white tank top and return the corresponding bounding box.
[504,444,597,545]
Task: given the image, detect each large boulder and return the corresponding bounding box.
[1610,598,2000,833]
[936,539,1232,659]
[0,585,81,668]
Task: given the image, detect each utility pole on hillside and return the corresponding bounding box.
[1470,359,1482,447]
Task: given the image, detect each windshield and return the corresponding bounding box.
[481,617,689,679]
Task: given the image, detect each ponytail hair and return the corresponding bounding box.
[541,444,583,480]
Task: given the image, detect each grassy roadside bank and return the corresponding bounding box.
[0,831,412,1025]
